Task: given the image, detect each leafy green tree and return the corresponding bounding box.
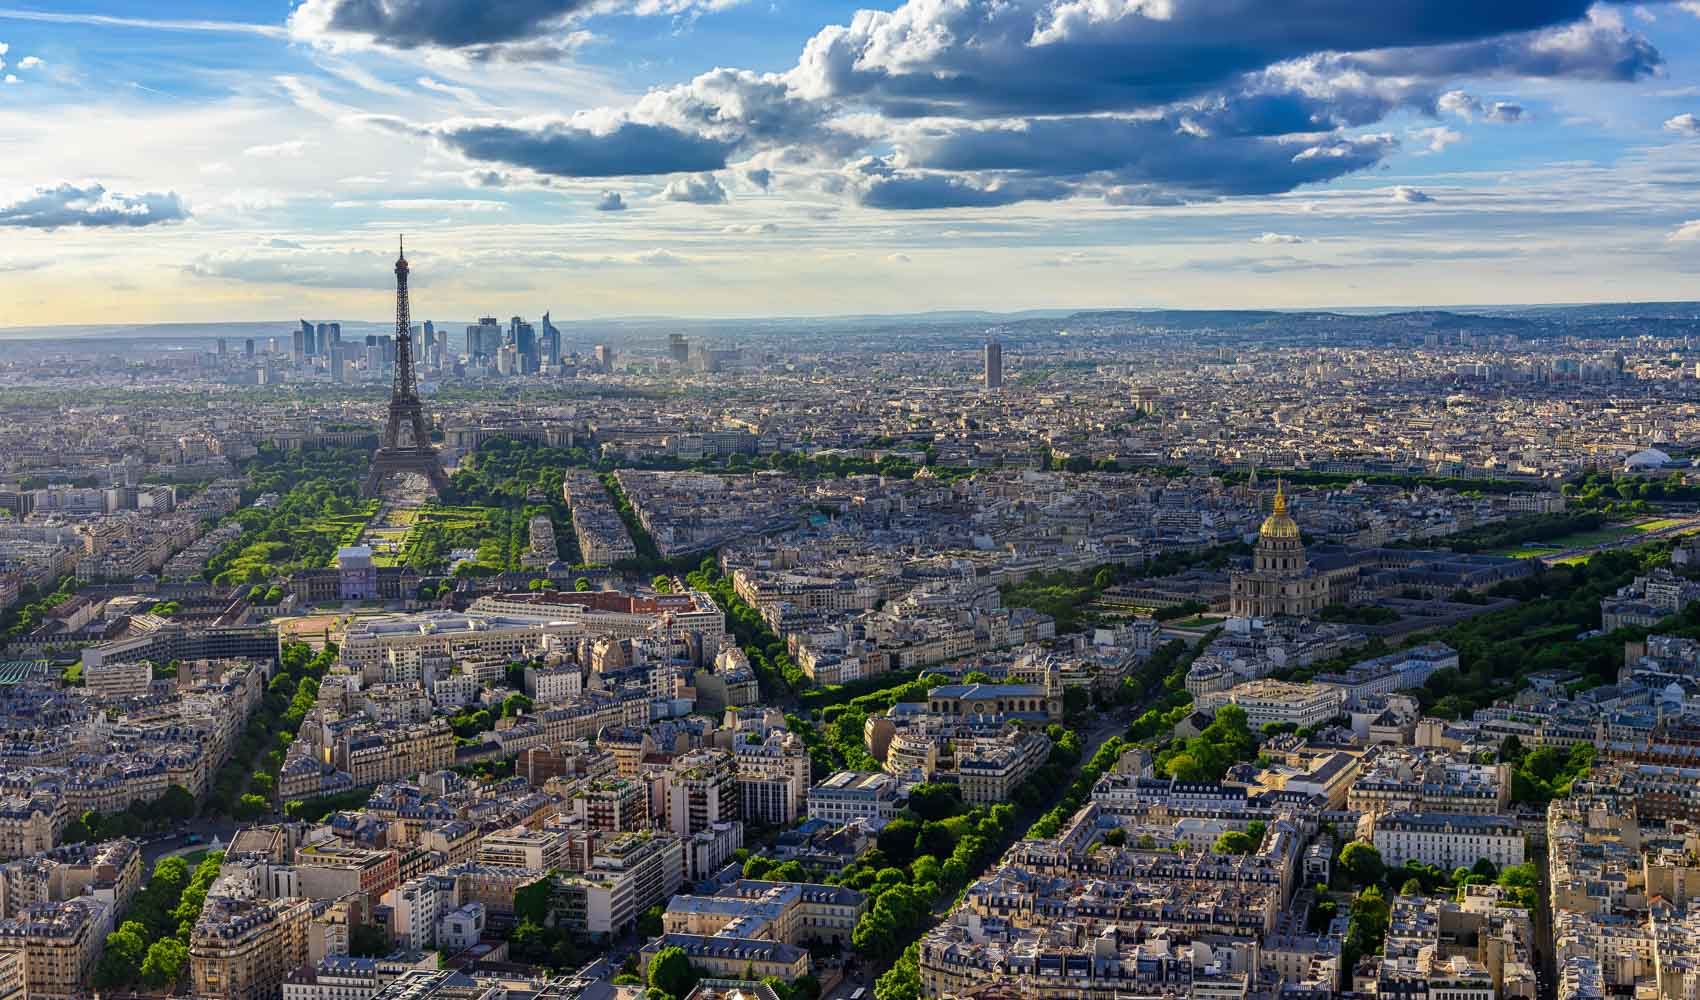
[514,876,554,926]
[97,921,149,987]
[1339,840,1385,887]
[350,925,392,959]
[61,815,91,845]
[636,903,665,939]
[647,946,698,999]
[790,974,822,1000]
[575,577,591,592]
[877,816,920,866]
[1212,831,1257,854]
[873,943,921,1000]
[1306,896,1338,933]
[1346,885,1391,958]
[144,858,191,918]
[852,908,899,961]
[1400,878,1424,897]
[158,784,197,822]
[141,939,188,987]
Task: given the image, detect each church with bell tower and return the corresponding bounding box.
[1229,481,1331,619]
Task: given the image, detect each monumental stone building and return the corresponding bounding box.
[1230,483,1331,620]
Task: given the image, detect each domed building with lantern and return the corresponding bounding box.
[1229,482,1332,619]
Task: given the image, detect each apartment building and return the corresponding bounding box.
[476,827,573,871]
[339,614,584,673]
[294,845,400,910]
[806,771,901,827]
[282,955,381,1000]
[569,779,648,833]
[81,660,153,701]
[382,874,453,951]
[954,730,1052,804]
[1314,642,1459,710]
[554,833,684,935]
[0,797,63,864]
[0,898,106,1000]
[0,840,143,920]
[664,879,867,947]
[1347,751,1511,817]
[666,750,739,839]
[1200,678,1346,730]
[190,896,315,1000]
[336,719,453,788]
[733,732,811,826]
[1369,812,1525,871]
[522,666,582,705]
[471,589,725,650]
[638,934,809,983]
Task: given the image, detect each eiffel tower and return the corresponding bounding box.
[362,238,449,498]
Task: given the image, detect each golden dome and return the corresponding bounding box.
[1259,480,1301,539]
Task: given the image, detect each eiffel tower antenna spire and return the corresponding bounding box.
[363,239,447,498]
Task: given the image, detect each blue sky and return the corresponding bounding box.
[4,0,1700,324]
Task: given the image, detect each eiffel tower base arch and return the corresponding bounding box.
[362,448,450,498]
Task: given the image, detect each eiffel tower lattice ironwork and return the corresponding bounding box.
[362,238,448,498]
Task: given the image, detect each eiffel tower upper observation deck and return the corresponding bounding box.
[362,238,449,498]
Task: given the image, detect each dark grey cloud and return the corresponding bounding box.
[851,167,1072,210]
[662,173,728,204]
[433,120,732,177]
[314,0,586,47]
[594,191,627,211]
[744,167,772,189]
[790,0,1603,118]
[907,120,1396,198]
[1485,101,1525,122]
[289,0,596,60]
[0,182,188,229]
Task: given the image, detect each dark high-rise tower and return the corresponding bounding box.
[363,238,448,498]
[984,337,1003,390]
[540,312,561,366]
